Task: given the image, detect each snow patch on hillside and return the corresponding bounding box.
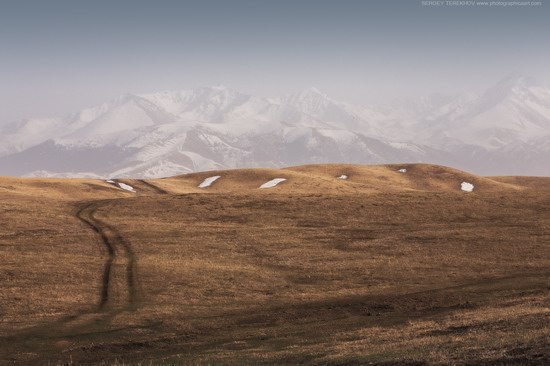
[198,176,221,188]
[260,178,286,189]
[461,182,474,192]
[118,182,136,192]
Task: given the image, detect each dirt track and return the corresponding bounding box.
[72,179,166,310]
[136,179,169,194]
[76,200,138,309]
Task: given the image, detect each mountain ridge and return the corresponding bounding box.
[2,75,550,178]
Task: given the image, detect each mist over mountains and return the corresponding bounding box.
[2,74,550,178]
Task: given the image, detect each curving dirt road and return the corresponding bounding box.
[76,200,138,310]
[136,179,169,194]
[74,179,166,310]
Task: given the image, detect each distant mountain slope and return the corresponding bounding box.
[417,74,550,150]
[1,75,550,178]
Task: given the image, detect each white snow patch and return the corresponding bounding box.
[198,175,221,188]
[398,168,407,173]
[118,182,136,192]
[106,179,116,183]
[461,182,474,192]
[260,178,286,189]
[337,175,348,180]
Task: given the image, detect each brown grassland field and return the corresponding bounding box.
[0,163,548,365]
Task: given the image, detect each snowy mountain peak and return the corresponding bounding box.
[495,72,540,89]
[480,73,543,103]
[416,74,550,151]
[294,86,328,100]
[116,92,140,103]
[479,73,547,109]
[2,76,550,177]
[284,87,335,113]
[210,84,229,91]
[302,86,323,95]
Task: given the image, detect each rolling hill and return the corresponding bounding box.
[1,164,548,365]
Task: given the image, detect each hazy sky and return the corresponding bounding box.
[1,0,549,122]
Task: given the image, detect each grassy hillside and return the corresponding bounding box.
[0,164,548,365]
[153,163,520,194]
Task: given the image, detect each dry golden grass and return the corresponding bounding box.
[156,163,520,194]
[0,164,548,365]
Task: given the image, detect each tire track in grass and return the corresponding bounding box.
[136,179,169,194]
[1,198,146,363]
[76,200,138,310]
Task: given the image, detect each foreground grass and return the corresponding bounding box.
[0,164,549,365]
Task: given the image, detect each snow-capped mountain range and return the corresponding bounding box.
[2,74,550,178]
